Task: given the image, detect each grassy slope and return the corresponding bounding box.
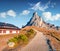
[0,27,35,51]
[22,26,60,50]
[0,26,60,51]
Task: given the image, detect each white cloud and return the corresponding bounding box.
[0,10,16,18]
[53,14,60,20]
[30,1,55,11]
[42,12,60,21]
[0,12,6,18]
[30,1,49,11]
[20,10,30,15]
[7,10,16,17]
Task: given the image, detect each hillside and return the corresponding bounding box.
[22,26,60,51]
[0,26,60,51]
[0,27,36,51]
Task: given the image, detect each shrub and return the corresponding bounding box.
[18,34,28,42]
[28,29,35,34]
[8,34,28,46]
[26,29,35,38]
[8,36,18,44]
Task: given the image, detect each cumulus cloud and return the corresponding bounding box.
[20,10,30,15]
[0,12,6,18]
[0,10,16,18]
[42,12,60,21]
[7,10,16,17]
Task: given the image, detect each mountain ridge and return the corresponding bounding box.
[0,22,20,30]
[25,12,60,30]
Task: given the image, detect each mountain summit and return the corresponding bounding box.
[26,12,44,27]
[25,12,47,28]
[25,12,60,30]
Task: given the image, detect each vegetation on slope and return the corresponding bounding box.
[7,29,36,48]
[25,29,36,39]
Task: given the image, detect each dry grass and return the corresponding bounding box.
[21,26,60,51]
[0,26,60,51]
[0,27,36,51]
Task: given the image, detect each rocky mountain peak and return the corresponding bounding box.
[32,12,40,19]
[25,12,43,27]
[23,12,60,30]
[33,12,37,16]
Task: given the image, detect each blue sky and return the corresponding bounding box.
[0,0,60,28]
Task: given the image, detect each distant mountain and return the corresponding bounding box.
[25,12,60,30]
[0,22,20,30]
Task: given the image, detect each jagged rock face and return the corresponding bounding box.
[25,12,59,30]
[26,12,45,27]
